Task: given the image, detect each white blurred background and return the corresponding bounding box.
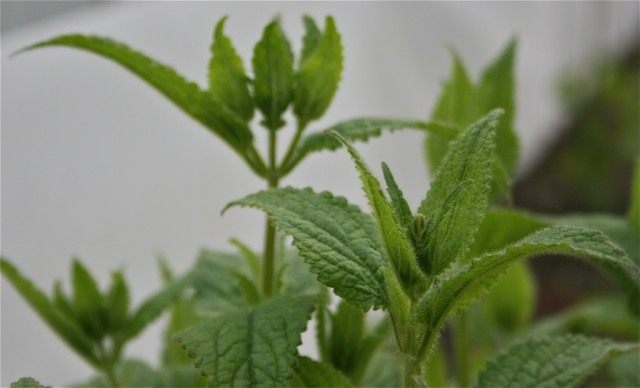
[2,2,638,385]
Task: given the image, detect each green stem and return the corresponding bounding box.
[279,122,306,174]
[454,314,471,387]
[103,364,120,388]
[404,355,422,388]
[262,130,279,296]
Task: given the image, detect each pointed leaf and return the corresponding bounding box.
[333,132,424,295]
[229,237,261,282]
[293,16,343,127]
[71,260,106,339]
[299,16,322,65]
[105,270,130,333]
[0,258,98,363]
[18,34,253,152]
[291,357,352,387]
[476,335,637,387]
[252,19,294,130]
[209,17,254,121]
[226,187,385,310]
[413,226,640,356]
[174,295,315,386]
[417,110,502,275]
[382,162,413,228]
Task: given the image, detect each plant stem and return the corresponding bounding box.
[103,364,120,388]
[262,130,279,296]
[279,122,306,173]
[454,314,471,387]
[403,355,421,388]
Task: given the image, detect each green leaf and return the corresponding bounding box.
[426,52,474,171]
[382,162,413,229]
[329,300,365,375]
[475,335,637,387]
[293,16,343,127]
[52,280,75,319]
[299,16,322,65]
[18,34,253,152]
[417,110,502,275]
[292,118,455,168]
[630,156,640,232]
[291,356,352,387]
[475,39,518,174]
[10,377,46,388]
[209,17,254,121]
[252,19,294,130]
[0,258,98,364]
[71,260,106,339]
[279,249,321,297]
[483,262,535,332]
[608,350,640,387]
[105,270,129,334]
[174,295,315,386]
[226,187,386,310]
[333,132,424,295]
[229,238,261,282]
[120,274,189,341]
[413,226,640,356]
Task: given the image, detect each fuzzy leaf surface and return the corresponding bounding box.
[226,187,385,310]
[19,34,253,152]
[209,17,254,121]
[174,295,315,387]
[10,378,46,388]
[417,110,502,274]
[475,335,637,387]
[252,19,294,130]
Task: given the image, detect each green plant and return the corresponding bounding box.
[4,14,639,388]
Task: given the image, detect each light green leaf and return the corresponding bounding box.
[120,274,189,341]
[10,377,46,388]
[252,19,294,130]
[333,132,423,295]
[292,118,455,169]
[382,162,413,229]
[209,17,254,121]
[105,270,129,334]
[475,335,637,387]
[226,187,386,310]
[417,110,502,275]
[475,39,518,174]
[291,356,352,387]
[293,16,343,127]
[0,258,98,363]
[18,34,253,152]
[174,295,315,387]
[299,16,322,65]
[229,237,262,282]
[609,350,640,387]
[413,226,640,357]
[71,260,106,339]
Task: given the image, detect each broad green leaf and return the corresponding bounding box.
[475,335,637,387]
[120,274,189,341]
[608,351,640,387]
[291,118,455,168]
[417,110,502,275]
[226,187,386,310]
[293,16,343,127]
[18,35,253,152]
[252,19,294,130]
[412,226,640,356]
[174,295,315,387]
[382,162,413,229]
[10,377,46,388]
[209,17,254,121]
[0,258,98,363]
[426,52,474,170]
[299,16,321,65]
[105,271,129,334]
[71,260,106,339]
[291,356,352,387]
[333,132,423,295]
[475,39,518,174]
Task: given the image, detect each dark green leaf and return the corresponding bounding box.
[329,300,365,375]
[71,260,106,339]
[252,19,294,130]
[609,350,640,387]
[10,377,46,388]
[291,356,352,387]
[105,270,129,333]
[382,162,413,229]
[209,17,254,121]
[175,295,316,386]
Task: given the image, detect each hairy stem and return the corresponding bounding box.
[404,355,422,388]
[262,130,279,296]
[454,314,471,387]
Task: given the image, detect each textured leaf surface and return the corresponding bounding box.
[10,378,46,388]
[413,226,640,354]
[382,162,413,229]
[252,19,294,130]
[19,34,253,151]
[227,187,386,309]
[418,110,502,274]
[175,295,315,387]
[293,16,343,126]
[291,357,352,387]
[476,335,637,387]
[209,17,254,121]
